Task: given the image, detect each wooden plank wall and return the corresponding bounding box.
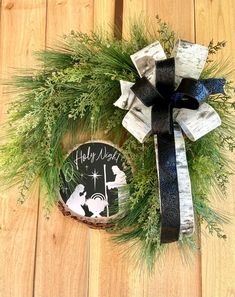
[0,1,234,297]
[195,2,235,297]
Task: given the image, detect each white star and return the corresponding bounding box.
[63,187,68,195]
[88,169,102,190]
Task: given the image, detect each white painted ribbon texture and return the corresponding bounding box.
[114,39,221,238]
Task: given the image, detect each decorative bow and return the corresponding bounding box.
[114,40,226,243]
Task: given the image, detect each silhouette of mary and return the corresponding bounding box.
[66,184,86,216]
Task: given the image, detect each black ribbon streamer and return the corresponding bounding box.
[131,58,226,243]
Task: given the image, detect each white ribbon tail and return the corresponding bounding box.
[174,124,195,236]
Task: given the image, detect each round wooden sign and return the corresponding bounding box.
[59,141,131,227]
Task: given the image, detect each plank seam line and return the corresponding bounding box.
[87,228,91,297]
[32,185,41,297]
[114,0,124,39]
[44,0,48,49]
[32,1,48,294]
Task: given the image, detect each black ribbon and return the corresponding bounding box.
[131,58,226,243]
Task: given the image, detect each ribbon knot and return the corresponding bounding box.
[114,39,226,243]
[130,58,226,136]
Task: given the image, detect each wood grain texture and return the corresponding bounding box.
[145,246,201,297]
[0,185,39,297]
[94,0,115,33]
[0,1,235,297]
[195,1,235,296]
[122,0,195,41]
[88,230,132,297]
[34,209,90,297]
[46,0,94,45]
[33,1,93,297]
[0,1,46,297]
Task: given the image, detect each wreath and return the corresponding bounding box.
[1,17,234,269]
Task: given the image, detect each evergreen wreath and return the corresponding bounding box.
[0,17,235,269]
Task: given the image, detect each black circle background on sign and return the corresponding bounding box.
[60,142,131,217]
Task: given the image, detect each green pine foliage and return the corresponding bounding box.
[0,17,234,269]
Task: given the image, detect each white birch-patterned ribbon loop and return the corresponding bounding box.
[114,39,225,242]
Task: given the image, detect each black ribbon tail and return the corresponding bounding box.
[151,104,173,135]
[155,122,180,243]
[155,59,180,243]
[131,58,181,243]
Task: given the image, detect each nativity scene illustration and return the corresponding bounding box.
[65,165,128,218]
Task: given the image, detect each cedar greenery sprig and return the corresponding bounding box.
[207,40,227,62]
[0,17,234,269]
[156,15,176,56]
